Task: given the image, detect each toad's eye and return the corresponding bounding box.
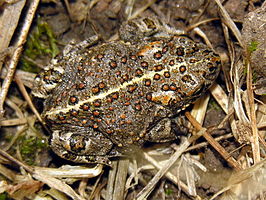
[32,66,65,99]
[143,17,157,30]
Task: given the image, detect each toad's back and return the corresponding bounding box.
[34,35,220,148]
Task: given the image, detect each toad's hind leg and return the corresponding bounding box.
[144,118,177,143]
[144,116,188,143]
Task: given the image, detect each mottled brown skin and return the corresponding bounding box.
[32,17,221,165]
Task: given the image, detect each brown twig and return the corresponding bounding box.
[0,148,87,200]
[105,159,129,200]
[186,18,220,32]
[113,159,130,200]
[136,133,203,200]
[0,67,36,89]
[142,150,203,199]
[185,112,243,171]
[214,0,244,47]
[185,133,234,152]
[246,61,260,163]
[15,76,48,131]
[129,0,157,20]
[0,0,40,118]
[0,149,33,173]
[0,0,25,72]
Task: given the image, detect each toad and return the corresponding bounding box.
[32,16,220,165]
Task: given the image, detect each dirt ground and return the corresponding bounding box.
[0,0,266,200]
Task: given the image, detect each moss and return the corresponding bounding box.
[165,188,173,195]
[0,193,7,200]
[208,97,221,111]
[247,41,259,53]
[20,19,59,73]
[252,71,258,83]
[18,135,48,165]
